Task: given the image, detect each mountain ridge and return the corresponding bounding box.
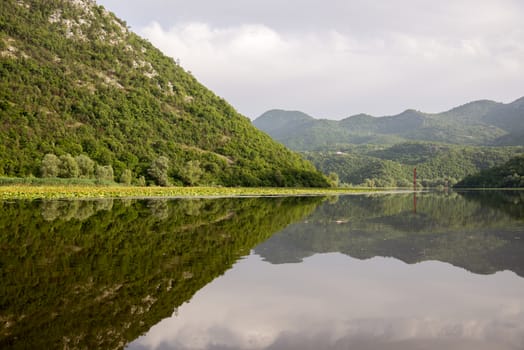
[254,97,524,149]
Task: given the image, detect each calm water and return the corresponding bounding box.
[1,191,524,349]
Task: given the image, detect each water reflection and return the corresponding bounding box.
[257,191,524,276]
[127,191,524,350]
[0,197,321,349]
[129,254,524,350]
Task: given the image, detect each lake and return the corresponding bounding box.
[1,191,524,349]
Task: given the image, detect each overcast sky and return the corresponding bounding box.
[97,0,524,119]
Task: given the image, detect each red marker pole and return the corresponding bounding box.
[413,167,417,190]
[413,167,417,214]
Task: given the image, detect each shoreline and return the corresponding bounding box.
[0,185,388,200]
[2,185,520,201]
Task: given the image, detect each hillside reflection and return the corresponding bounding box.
[0,196,321,349]
[256,191,524,276]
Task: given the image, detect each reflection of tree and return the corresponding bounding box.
[182,199,206,217]
[0,196,322,349]
[94,199,114,212]
[255,192,524,277]
[458,190,524,220]
[40,201,64,221]
[40,199,114,222]
[146,199,170,220]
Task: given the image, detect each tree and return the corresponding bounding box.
[328,172,339,187]
[148,156,170,186]
[95,165,114,182]
[136,176,146,187]
[41,153,61,178]
[59,154,80,178]
[119,169,133,185]
[180,160,203,186]
[75,155,95,178]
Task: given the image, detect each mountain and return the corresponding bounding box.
[253,109,316,139]
[253,98,524,150]
[484,97,524,145]
[454,155,524,188]
[0,0,328,187]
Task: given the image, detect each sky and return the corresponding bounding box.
[96,0,524,120]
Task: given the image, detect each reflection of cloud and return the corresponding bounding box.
[133,316,524,350]
[129,254,524,350]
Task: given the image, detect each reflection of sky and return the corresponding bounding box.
[127,253,524,350]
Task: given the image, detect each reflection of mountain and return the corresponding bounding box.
[0,197,321,349]
[455,189,524,218]
[255,192,524,277]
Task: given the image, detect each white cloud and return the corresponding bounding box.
[135,1,524,119]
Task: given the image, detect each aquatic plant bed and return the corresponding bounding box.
[0,185,379,200]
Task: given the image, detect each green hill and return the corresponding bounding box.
[253,98,524,150]
[455,155,524,188]
[0,0,328,187]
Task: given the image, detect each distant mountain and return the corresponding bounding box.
[0,0,328,187]
[253,98,524,150]
[484,97,524,145]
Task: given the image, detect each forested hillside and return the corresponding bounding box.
[455,155,524,188]
[303,143,523,187]
[254,100,524,187]
[0,0,328,187]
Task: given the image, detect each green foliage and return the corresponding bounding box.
[95,164,114,182]
[75,154,95,178]
[58,153,79,178]
[148,156,170,186]
[135,175,146,186]
[455,155,524,188]
[119,168,133,185]
[40,153,60,177]
[304,152,409,187]
[304,143,523,187]
[179,160,203,186]
[38,152,121,183]
[254,106,524,187]
[0,0,327,187]
[327,172,339,187]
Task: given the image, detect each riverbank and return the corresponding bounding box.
[0,184,383,200]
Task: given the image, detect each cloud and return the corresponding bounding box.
[134,1,524,119]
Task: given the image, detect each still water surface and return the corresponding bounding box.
[1,191,524,349]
